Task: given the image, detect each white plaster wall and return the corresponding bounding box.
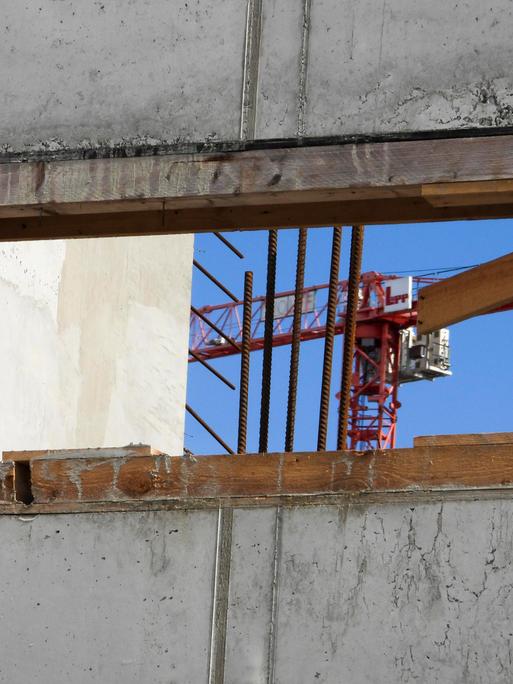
[0,235,193,455]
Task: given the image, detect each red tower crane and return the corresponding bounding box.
[189,272,452,450]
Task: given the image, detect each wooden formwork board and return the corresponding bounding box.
[1,439,513,512]
[2,135,513,240]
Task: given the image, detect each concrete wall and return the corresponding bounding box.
[1,0,513,156]
[2,497,513,683]
[0,235,193,455]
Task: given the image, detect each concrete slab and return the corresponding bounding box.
[2,0,513,154]
[1,0,246,153]
[0,509,217,683]
[2,497,513,682]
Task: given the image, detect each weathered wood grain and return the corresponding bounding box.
[2,135,513,239]
[2,198,513,242]
[3,136,513,208]
[423,179,513,207]
[2,444,161,462]
[417,250,513,333]
[414,433,513,447]
[21,444,513,505]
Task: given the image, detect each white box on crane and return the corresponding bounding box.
[399,327,451,383]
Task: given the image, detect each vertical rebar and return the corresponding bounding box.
[317,225,343,451]
[259,229,278,453]
[337,224,365,450]
[285,227,308,452]
[238,271,253,454]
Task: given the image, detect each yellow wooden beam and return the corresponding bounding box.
[417,251,513,333]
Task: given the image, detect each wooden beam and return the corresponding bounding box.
[0,444,511,506]
[423,179,513,207]
[2,135,513,240]
[417,250,513,333]
[2,444,161,463]
[2,198,513,242]
[414,432,513,447]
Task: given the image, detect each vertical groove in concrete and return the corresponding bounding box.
[240,0,264,140]
[208,507,234,684]
[296,0,312,137]
[267,506,283,684]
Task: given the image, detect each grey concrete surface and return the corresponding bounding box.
[2,0,513,156]
[3,498,513,683]
[304,0,513,138]
[0,509,218,684]
[271,501,513,683]
[0,234,193,456]
[1,0,246,154]
[224,507,278,683]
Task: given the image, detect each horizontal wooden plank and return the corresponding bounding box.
[414,433,513,447]
[2,444,160,463]
[2,185,420,218]
[17,443,513,505]
[2,135,513,239]
[2,197,513,241]
[2,135,513,209]
[423,179,513,207]
[417,250,513,333]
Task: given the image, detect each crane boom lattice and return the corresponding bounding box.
[189,272,450,450]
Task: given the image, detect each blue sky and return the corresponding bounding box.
[186,221,513,455]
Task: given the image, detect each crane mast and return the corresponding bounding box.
[189,271,452,450]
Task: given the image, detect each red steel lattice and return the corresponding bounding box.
[189,272,439,450]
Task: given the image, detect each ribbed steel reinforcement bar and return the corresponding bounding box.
[259,229,278,453]
[238,271,253,454]
[285,227,308,452]
[186,404,235,455]
[317,225,342,451]
[193,259,239,303]
[337,224,365,450]
[213,232,244,260]
[188,348,236,391]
